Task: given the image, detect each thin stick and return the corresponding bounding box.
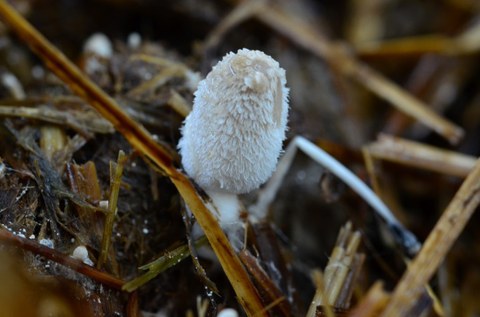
[0,3,265,315]
[380,158,480,317]
[0,227,125,289]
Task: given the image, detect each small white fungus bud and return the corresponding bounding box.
[178,48,289,194]
[71,245,94,266]
[83,33,113,58]
[217,308,239,317]
[98,200,109,209]
[127,32,142,49]
[39,238,54,249]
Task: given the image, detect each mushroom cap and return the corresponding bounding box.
[178,48,289,194]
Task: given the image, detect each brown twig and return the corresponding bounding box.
[0,227,125,289]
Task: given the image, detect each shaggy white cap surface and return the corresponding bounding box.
[178,49,289,194]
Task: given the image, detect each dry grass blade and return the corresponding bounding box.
[129,54,179,67]
[122,236,208,292]
[97,150,127,269]
[355,35,452,57]
[250,3,464,144]
[127,66,184,97]
[0,2,265,316]
[380,158,480,316]
[365,134,476,178]
[356,20,480,57]
[346,0,384,46]
[348,63,463,145]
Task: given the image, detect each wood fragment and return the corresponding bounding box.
[380,158,480,316]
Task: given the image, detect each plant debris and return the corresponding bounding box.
[0,1,480,316]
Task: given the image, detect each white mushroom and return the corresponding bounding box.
[178,48,289,227]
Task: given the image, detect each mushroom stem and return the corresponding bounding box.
[205,189,244,250]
